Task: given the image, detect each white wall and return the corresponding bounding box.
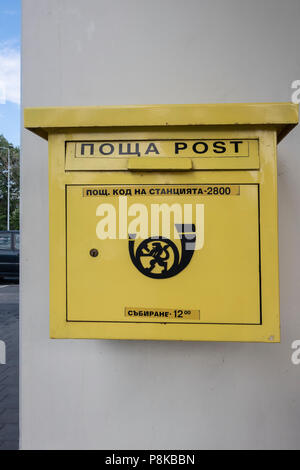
[21,0,300,449]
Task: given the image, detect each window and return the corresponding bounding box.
[0,233,11,250]
[14,234,20,250]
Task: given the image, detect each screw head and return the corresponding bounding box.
[89,249,99,258]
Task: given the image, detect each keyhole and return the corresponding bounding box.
[90,249,99,258]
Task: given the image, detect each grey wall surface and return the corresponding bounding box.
[21,0,300,449]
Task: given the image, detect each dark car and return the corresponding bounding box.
[0,231,19,281]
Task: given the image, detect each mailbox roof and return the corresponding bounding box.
[24,102,298,142]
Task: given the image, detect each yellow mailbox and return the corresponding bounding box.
[24,103,298,342]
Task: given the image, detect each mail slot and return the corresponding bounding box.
[24,103,298,342]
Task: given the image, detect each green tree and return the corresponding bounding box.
[0,135,20,231]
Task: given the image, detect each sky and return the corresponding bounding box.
[0,0,20,147]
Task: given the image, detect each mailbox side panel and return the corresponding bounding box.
[49,133,69,337]
[257,131,280,341]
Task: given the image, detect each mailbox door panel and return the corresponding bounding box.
[66,183,260,325]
